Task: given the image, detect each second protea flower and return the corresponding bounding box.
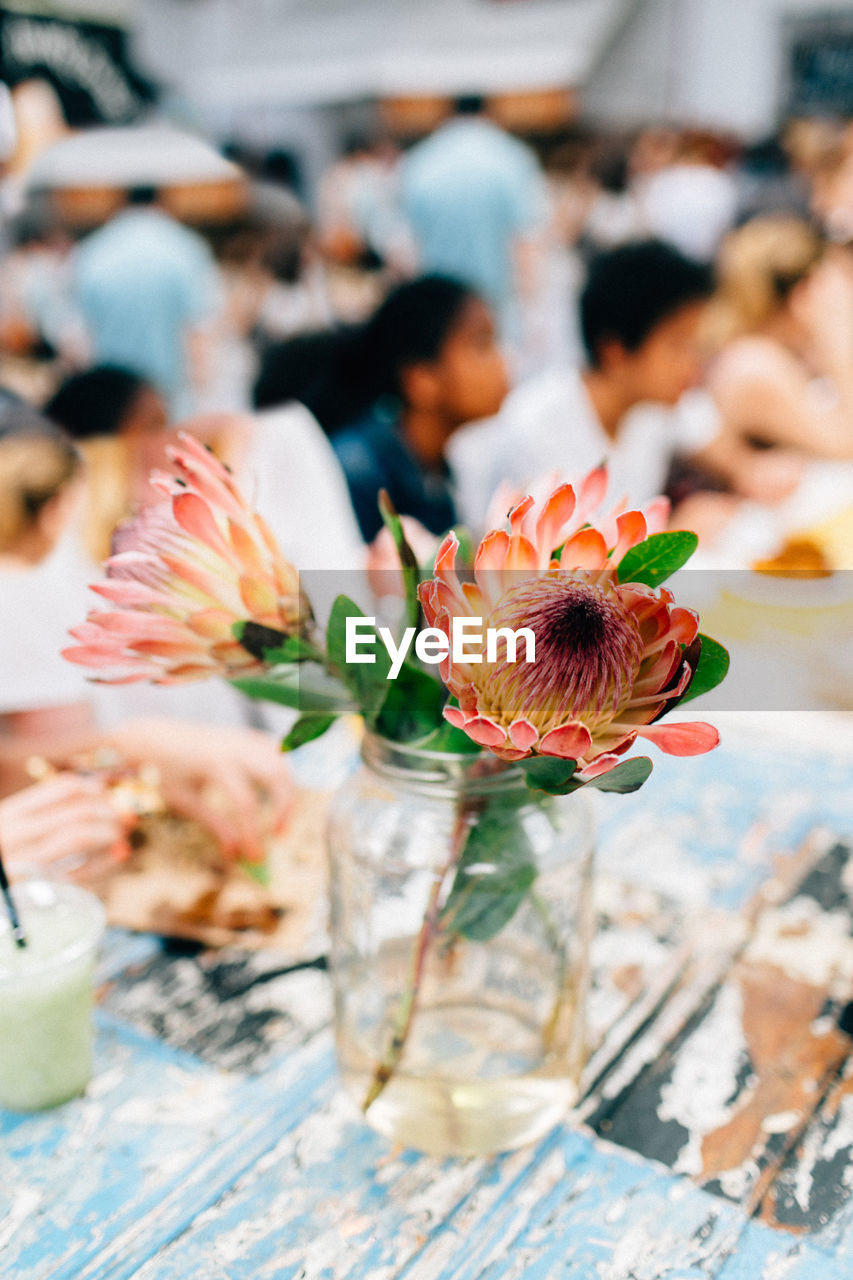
[64,433,310,683]
[418,469,719,774]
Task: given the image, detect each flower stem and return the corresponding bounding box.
[361,804,476,1115]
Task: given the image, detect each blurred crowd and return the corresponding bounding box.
[3,94,853,872]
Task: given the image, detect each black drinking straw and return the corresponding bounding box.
[0,845,26,949]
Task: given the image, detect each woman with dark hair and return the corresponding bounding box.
[331,275,508,541]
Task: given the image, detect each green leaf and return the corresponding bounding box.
[231,663,352,713]
[679,634,730,704]
[375,660,446,742]
[581,756,653,793]
[239,858,270,886]
[378,490,422,632]
[449,864,537,942]
[616,531,699,588]
[414,718,483,754]
[326,595,391,725]
[521,756,577,795]
[281,713,337,751]
[442,812,537,943]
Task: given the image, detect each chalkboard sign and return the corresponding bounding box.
[789,23,853,116]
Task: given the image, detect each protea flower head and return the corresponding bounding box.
[63,433,309,684]
[418,467,718,774]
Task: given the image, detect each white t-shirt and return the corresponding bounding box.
[247,405,365,574]
[0,406,366,731]
[449,367,719,533]
[0,533,93,714]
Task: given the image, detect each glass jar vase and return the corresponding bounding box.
[326,733,595,1157]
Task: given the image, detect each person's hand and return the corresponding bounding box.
[735,448,807,505]
[111,719,294,863]
[669,491,744,548]
[0,774,125,875]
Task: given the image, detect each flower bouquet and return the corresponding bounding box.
[65,435,728,1154]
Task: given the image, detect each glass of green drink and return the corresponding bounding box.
[0,881,106,1112]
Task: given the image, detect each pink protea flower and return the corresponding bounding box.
[418,468,718,773]
[63,433,308,684]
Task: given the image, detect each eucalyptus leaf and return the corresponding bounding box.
[414,718,483,754]
[447,864,537,942]
[579,756,653,793]
[616,531,698,588]
[231,662,353,713]
[521,756,578,794]
[326,595,391,724]
[679,634,730,704]
[442,812,537,943]
[376,660,446,742]
[378,490,421,632]
[281,713,337,751]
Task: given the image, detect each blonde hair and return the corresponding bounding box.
[0,416,81,554]
[78,436,131,563]
[706,216,824,347]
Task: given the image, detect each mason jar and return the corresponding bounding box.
[327,733,595,1157]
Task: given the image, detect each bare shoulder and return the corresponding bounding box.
[710,338,805,394]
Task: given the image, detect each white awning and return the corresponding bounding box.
[26,124,241,188]
[180,0,637,107]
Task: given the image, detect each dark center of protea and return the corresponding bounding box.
[473,572,644,733]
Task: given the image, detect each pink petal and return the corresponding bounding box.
[667,607,700,645]
[89,580,177,610]
[62,644,127,667]
[129,639,207,660]
[559,528,609,570]
[576,753,623,780]
[636,721,720,755]
[172,492,236,564]
[160,553,233,608]
[187,608,235,640]
[540,722,593,759]
[462,717,508,749]
[168,433,248,524]
[461,581,484,614]
[417,581,439,627]
[508,493,535,538]
[434,531,459,575]
[611,510,647,562]
[504,533,538,572]
[457,683,480,714]
[475,529,510,573]
[239,573,279,620]
[84,610,192,643]
[576,466,608,519]
[229,520,266,578]
[534,483,577,563]
[442,705,466,730]
[509,718,539,751]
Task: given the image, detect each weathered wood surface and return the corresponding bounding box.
[3,728,853,1278]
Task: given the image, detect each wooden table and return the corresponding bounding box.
[4,715,853,1279]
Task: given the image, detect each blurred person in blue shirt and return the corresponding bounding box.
[73,186,220,417]
[401,97,547,337]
